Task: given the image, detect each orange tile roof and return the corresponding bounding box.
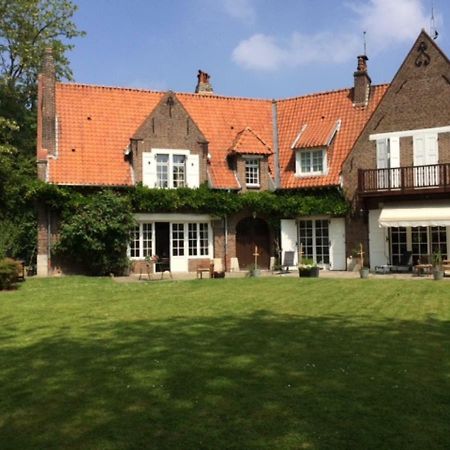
[51,84,164,186]
[277,86,388,189]
[44,82,387,189]
[229,127,272,155]
[291,118,339,149]
[176,93,272,189]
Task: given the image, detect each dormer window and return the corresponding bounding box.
[245,158,260,187]
[143,149,199,189]
[291,119,340,178]
[297,148,327,176]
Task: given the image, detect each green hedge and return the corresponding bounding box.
[0,258,21,290]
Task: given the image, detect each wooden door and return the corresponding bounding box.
[236,217,271,269]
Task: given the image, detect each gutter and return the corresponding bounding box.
[272,100,280,189]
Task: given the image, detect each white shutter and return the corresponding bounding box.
[389,137,400,188]
[281,219,298,267]
[329,218,346,270]
[376,139,388,168]
[369,209,389,269]
[186,154,200,188]
[376,139,388,189]
[425,134,439,185]
[413,135,426,186]
[142,152,156,188]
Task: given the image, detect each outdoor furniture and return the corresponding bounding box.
[155,258,172,279]
[391,251,413,273]
[197,262,213,279]
[375,264,391,274]
[413,255,432,276]
[280,251,295,273]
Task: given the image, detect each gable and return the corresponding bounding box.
[364,31,450,135]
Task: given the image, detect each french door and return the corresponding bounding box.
[298,219,330,265]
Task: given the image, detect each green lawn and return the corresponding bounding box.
[1,277,449,450]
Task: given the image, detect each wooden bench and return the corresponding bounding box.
[197,262,213,279]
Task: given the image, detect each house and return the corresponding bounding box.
[37,32,447,276]
[342,30,450,269]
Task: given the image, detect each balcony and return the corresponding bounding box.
[358,163,450,196]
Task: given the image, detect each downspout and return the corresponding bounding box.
[47,209,51,274]
[272,99,280,189]
[224,214,228,272]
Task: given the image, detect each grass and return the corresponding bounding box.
[1,276,449,450]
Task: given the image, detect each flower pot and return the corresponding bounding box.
[298,267,319,278]
[360,267,369,279]
[433,269,444,280]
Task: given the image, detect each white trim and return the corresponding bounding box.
[295,148,327,177]
[369,125,450,141]
[290,124,307,149]
[135,213,212,222]
[326,119,341,146]
[151,148,190,155]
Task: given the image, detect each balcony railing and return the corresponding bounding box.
[358,163,450,195]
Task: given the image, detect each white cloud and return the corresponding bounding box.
[232,32,360,71]
[232,0,436,71]
[348,0,430,51]
[222,0,256,24]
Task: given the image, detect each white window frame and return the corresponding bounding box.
[298,217,330,266]
[295,148,327,176]
[129,222,154,259]
[245,158,260,187]
[155,151,187,188]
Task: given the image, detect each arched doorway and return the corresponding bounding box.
[236,217,271,269]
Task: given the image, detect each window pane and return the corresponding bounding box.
[130,225,140,258]
[173,155,186,188]
[188,223,198,256]
[142,223,152,257]
[199,223,209,256]
[245,159,259,185]
[312,150,323,172]
[172,223,184,256]
[156,154,169,188]
[300,152,311,173]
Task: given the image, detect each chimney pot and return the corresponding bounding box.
[353,55,371,107]
[195,70,214,95]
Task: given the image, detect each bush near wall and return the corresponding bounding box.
[0,258,21,290]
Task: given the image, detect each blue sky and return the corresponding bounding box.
[69,0,449,98]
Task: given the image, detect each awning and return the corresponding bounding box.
[379,202,450,227]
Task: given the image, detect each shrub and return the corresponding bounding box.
[0,258,21,290]
[53,190,135,276]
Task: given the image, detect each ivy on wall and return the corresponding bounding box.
[31,182,349,219]
[31,181,349,218]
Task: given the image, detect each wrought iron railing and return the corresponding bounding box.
[358,163,450,194]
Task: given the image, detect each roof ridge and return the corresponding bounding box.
[57,81,388,103]
[278,83,390,103]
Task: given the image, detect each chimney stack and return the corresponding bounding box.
[353,55,371,107]
[40,47,57,156]
[195,70,214,95]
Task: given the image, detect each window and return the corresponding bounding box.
[172,223,185,256]
[156,154,186,188]
[129,223,153,258]
[172,155,186,187]
[298,219,330,265]
[296,149,326,176]
[156,154,169,188]
[245,159,260,186]
[188,223,209,256]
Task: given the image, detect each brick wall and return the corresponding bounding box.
[343,33,450,205]
[235,156,272,192]
[131,92,208,185]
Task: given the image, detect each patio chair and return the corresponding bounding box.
[279,251,295,273]
[391,250,413,273]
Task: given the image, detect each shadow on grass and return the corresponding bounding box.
[1,311,449,450]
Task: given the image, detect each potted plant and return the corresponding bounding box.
[298,258,319,278]
[247,263,261,277]
[358,243,369,279]
[432,250,444,280]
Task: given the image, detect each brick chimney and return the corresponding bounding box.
[353,55,371,106]
[39,47,57,156]
[195,70,214,95]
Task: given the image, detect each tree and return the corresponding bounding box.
[0,0,85,93]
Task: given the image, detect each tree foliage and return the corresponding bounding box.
[53,190,135,276]
[0,0,85,92]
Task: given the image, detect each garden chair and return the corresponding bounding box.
[279,251,295,273]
